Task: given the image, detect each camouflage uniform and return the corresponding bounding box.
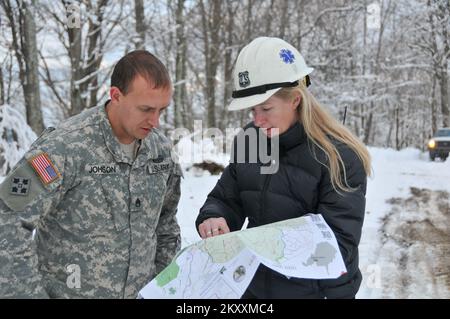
[0,104,182,298]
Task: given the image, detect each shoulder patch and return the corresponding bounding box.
[10,177,31,196]
[28,152,61,185]
[0,154,59,212]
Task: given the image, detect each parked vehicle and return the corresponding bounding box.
[428,128,450,161]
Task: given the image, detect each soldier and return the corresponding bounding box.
[0,50,182,298]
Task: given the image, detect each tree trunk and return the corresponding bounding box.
[363,111,373,145]
[278,0,289,39]
[295,0,305,50]
[239,0,254,128]
[2,0,44,133]
[181,38,191,130]
[85,0,108,108]
[174,0,186,128]
[264,0,275,35]
[395,107,400,150]
[385,118,393,148]
[68,26,83,116]
[134,0,146,49]
[21,0,44,133]
[65,0,84,116]
[65,0,108,114]
[200,0,221,128]
[360,0,368,139]
[438,0,450,127]
[440,66,449,127]
[431,76,438,135]
[220,0,235,131]
[426,0,441,130]
[363,0,392,146]
[0,68,4,105]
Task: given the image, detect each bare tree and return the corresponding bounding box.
[278,0,290,39]
[39,0,125,117]
[409,0,450,131]
[199,0,223,128]
[435,0,450,127]
[1,0,448,151]
[173,0,187,128]
[219,0,239,130]
[134,0,145,49]
[363,0,395,144]
[264,0,276,35]
[1,0,44,134]
[0,67,4,105]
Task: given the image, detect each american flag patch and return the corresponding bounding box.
[29,153,60,185]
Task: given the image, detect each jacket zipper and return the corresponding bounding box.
[259,173,272,225]
[260,171,272,298]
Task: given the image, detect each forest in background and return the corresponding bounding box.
[0,0,449,151]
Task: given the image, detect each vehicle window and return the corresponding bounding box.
[436,129,450,137]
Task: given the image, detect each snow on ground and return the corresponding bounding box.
[357,147,450,299]
[1,117,449,298]
[177,169,223,248]
[176,145,450,299]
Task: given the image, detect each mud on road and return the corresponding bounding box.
[380,187,450,298]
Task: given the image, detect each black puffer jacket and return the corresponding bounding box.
[196,121,367,299]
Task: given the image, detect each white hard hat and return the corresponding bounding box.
[228,37,313,111]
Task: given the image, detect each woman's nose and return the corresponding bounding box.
[253,112,266,126]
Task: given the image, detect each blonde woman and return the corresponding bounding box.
[196,37,371,299]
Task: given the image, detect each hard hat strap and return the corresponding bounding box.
[232,80,299,98]
[232,75,311,99]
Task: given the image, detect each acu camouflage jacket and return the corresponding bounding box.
[0,104,182,298]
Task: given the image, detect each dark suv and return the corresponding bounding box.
[428,128,450,161]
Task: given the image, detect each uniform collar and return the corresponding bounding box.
[134,133,162,168]
[100,100,161,166]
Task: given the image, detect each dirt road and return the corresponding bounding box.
[379,187,450,298]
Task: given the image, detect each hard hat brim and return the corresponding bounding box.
[227,88,282,111]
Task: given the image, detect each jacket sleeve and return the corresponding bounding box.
[154,164,182,274]
[195,160,246,232]
[316,145,367,264]
[0,140,73,298]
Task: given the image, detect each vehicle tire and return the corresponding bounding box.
[429,152,436,161]
[442,154,448,162]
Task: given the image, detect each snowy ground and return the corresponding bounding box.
[356,148,450,298]
[1,133,448,298]
[177,147,450,299]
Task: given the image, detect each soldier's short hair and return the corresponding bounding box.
[111,50,171,94]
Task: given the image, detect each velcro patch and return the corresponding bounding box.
[147,160,173,174]
[10,177,31,196]
[28,152,61,185]
[85,164,120,175]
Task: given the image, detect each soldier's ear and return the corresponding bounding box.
[110,87,122,102]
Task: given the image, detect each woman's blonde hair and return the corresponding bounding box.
[275,82,371,193]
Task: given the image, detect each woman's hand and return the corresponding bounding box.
[198,217,230,239]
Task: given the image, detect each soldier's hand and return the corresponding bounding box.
[198,217,230,239]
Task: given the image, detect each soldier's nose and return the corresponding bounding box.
[150,115,159,128]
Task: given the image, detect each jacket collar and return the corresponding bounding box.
[277,121,307,152]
